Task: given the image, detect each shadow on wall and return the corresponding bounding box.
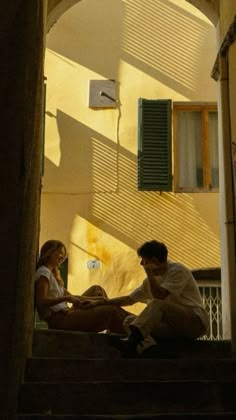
[47,0,215,100]
[43,109,220,267]
[120,0,215,98]
[45,109,118,194]
[47,0,123,80]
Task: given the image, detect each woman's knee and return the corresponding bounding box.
[83,284,107,297]
[95,285,108,297]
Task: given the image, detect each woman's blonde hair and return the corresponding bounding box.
[37,240,67,287]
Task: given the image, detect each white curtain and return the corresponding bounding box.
[209,111,219,188]
[177,111,202,189]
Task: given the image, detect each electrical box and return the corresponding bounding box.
[88,79,117,108]
[87,259,101,269]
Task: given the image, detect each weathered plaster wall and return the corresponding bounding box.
[42,0,219,311]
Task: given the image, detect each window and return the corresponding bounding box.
[138,99,219,192]
[173,103,219,192]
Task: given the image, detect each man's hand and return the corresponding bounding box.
[143,263,158,276]
[143,262,169,299]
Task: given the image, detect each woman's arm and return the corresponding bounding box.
[35,276,81,307]
[63,288,99,304]
[64,289,102,300]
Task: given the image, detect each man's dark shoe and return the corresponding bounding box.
[110,335,138,358]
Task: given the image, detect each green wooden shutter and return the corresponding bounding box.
[138,99,172,191]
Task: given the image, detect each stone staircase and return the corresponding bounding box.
[18,329,236,419]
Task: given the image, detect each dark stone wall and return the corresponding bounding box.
[0,0,46,417]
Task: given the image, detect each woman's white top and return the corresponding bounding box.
[35,265,68,320]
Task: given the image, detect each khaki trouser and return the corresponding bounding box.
[123,299,206,354]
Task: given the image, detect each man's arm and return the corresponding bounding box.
[80,294,134,309]
[108,295,134,306]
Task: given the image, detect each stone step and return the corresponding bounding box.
[25,357,236,383]
[18,380,236,415]
[18,413,236,419]
[33,329,232,359]
[33,329,120,358]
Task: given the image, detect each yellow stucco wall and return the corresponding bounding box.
[41,0,219,306]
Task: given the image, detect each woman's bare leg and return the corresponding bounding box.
[48,304,127,333]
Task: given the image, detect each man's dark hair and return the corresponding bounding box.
[137,240,168,263]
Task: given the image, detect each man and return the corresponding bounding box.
[82,240,209,356]
[111,240,209,356]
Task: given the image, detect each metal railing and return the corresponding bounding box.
[199,284,222,340]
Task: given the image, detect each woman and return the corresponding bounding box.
[35,240,128,333]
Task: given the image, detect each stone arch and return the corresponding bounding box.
[47,0,219,32]
[186,0,219,26]
[47,0,82,31]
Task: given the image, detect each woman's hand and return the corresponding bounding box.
[66,295,82,307]
[80,297,108,309]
